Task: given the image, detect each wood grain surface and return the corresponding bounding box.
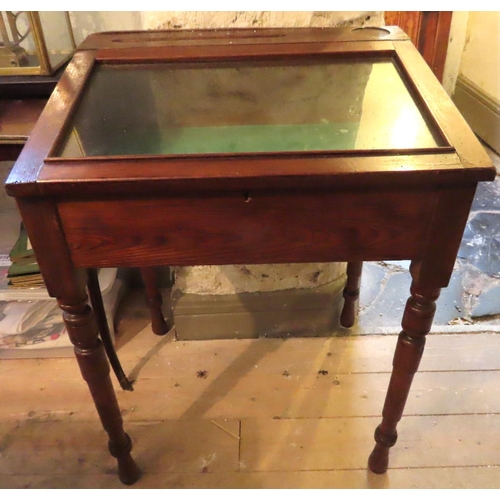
[58,188,436,268]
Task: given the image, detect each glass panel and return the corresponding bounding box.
[0,11,39,70]
[58,58,443,158]
[38,11,74,70]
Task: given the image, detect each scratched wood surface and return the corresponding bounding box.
[1,290,500,488]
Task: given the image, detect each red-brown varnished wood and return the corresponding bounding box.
[417,185,478,288]
[368,260,441,474]
[58,297,140,484]
[340,262,363,328]
[78,26,409,51]
[15,198,87,301]
[0,99,47,161]
[94,41,396,63]
[0,99,47,142]
[57,189,437,268]
[14,197,139,485]
[0,144,24,161]
[384,12,422,46]
[140,267,170,336]
[35,153,496,198]
[394,40,492,169]
[416,12,452,83]
[4,51,96,197]
[384,12,452,83]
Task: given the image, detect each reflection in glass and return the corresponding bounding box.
[58,58,443,158]
[0,11,37,69]
[38,11,75,70]
[0,11,75,75]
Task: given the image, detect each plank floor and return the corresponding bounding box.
[2,291,500,489]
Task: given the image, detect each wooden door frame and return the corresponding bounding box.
[384,11,453,82]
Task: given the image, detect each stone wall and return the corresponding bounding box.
[142,11,383,30]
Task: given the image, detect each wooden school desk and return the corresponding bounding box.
[5,27,495,484]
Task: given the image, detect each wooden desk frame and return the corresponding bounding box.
[5,27,495,485]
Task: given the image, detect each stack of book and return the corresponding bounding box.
[0,266,124,357]
[7,223,44,289]
[0,222,126,358]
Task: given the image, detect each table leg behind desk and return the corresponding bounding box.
[140,266,171,336]
[340,261,363,328]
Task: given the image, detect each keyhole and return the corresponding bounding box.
[244,191,252,203]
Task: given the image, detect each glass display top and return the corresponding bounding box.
[58,57,444,158]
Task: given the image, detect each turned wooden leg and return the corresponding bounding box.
[340,261,363,328]
[59,296,140,485]
[140,266,171,336]
[368,261,441,474]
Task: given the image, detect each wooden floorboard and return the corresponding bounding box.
[3,467,500,489]
[1,291,500,488]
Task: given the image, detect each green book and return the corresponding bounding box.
[9,223,36,263]
[7,261,40,278]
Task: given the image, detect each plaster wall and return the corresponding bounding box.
[69,11,143,45]
[442,11,470,96]
[458,11,500,100]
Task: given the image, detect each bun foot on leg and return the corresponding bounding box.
[117,454,141,485]
[368,425,397,474]
[368,260,441,476]
[368,444,389,474]
[109,433,141,485]
[61,297,140,486]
